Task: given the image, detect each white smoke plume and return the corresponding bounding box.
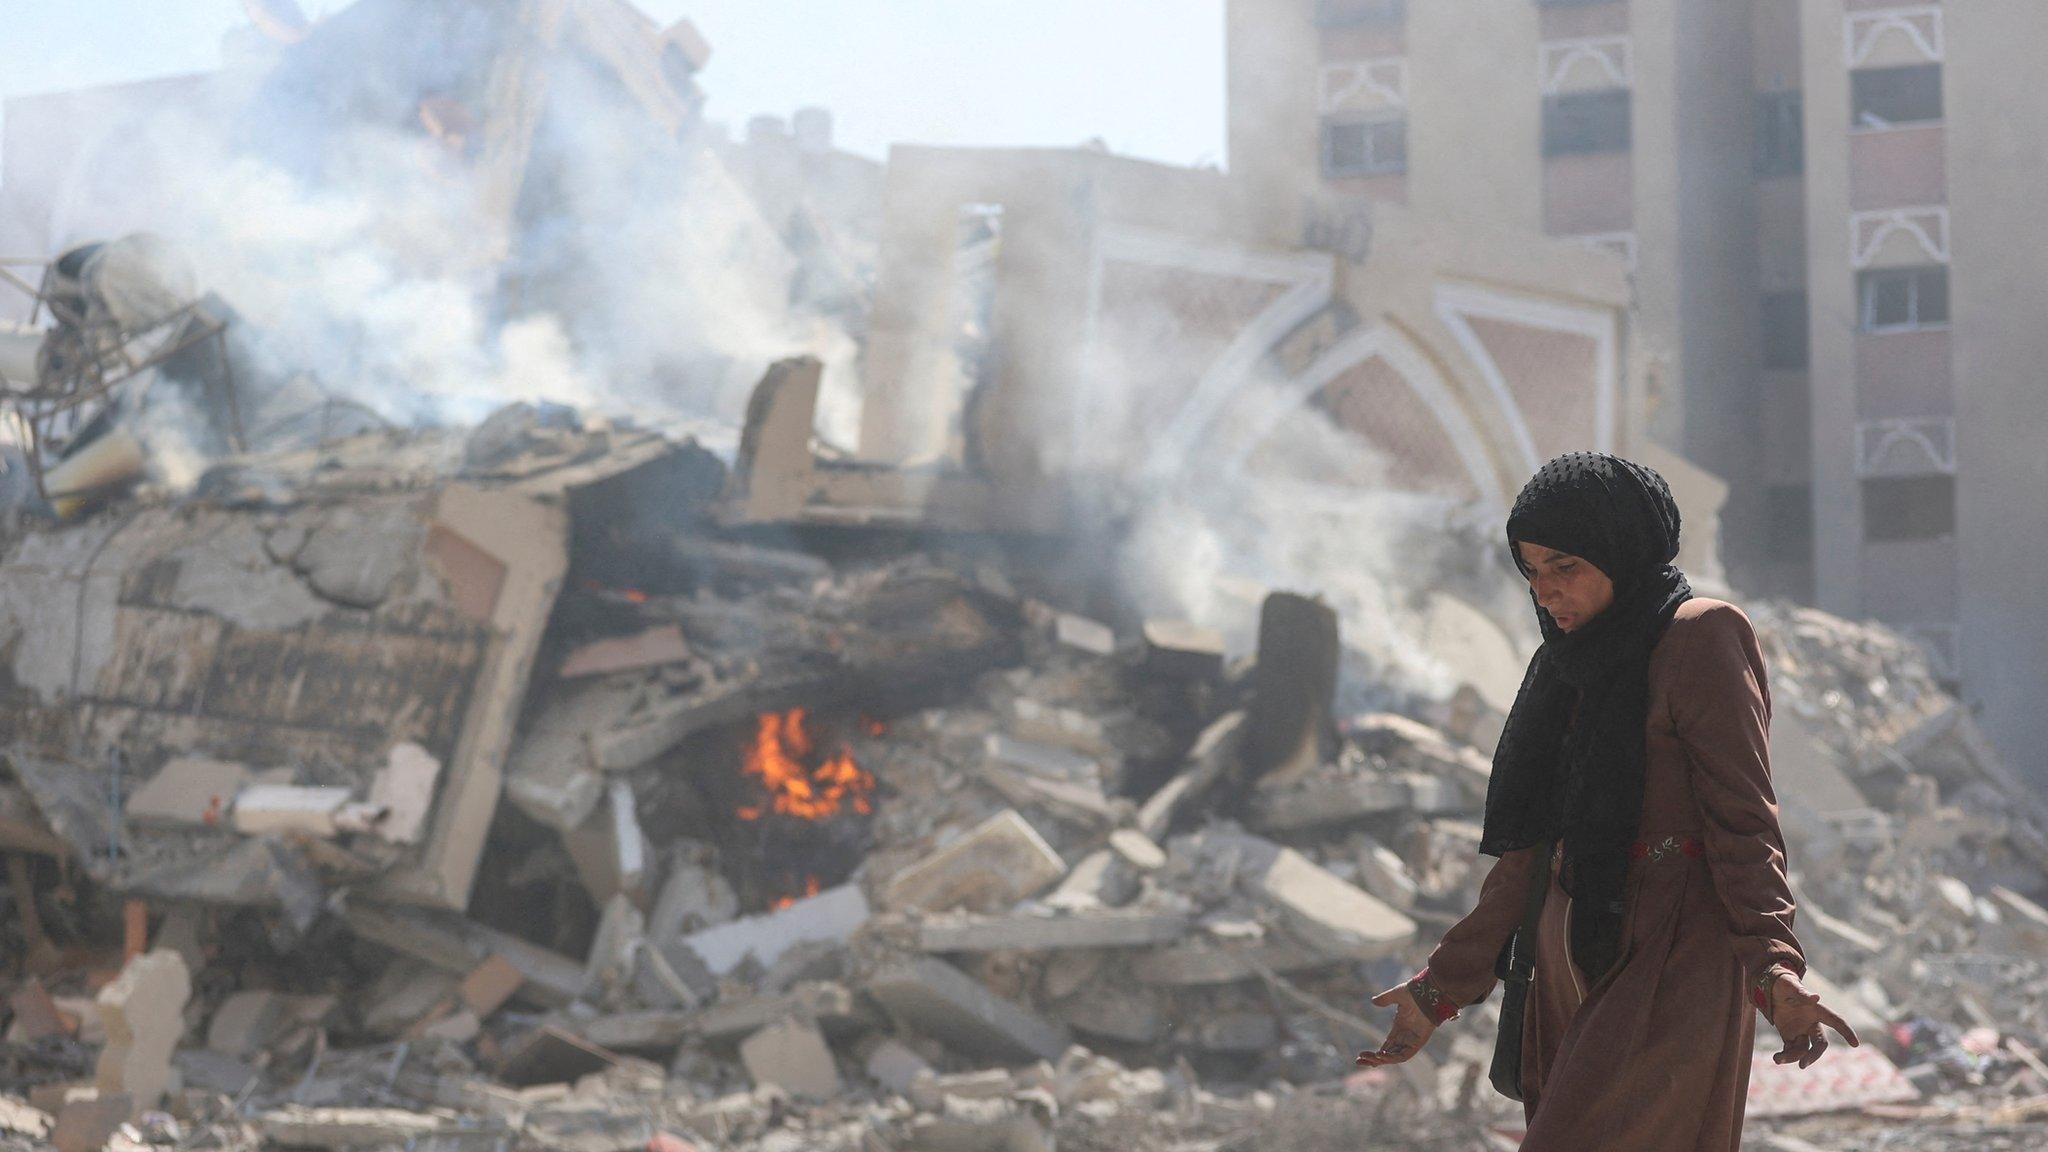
[32,9,859,443]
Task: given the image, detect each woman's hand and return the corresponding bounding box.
[1768,972,1860,1068]
[1355,982,1440,1067]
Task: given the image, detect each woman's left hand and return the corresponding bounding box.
[1768,972,1860,1068]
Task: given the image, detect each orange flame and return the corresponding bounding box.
[769,876,824,911]
[736,708,875,822]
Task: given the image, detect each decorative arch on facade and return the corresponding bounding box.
[1206,322,1509,509]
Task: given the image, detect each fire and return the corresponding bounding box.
[736,708,875,822]
[769,876,823,911]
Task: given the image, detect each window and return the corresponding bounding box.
[1543,90,1632,157]
[1862,475,1954,542]
[1761,291,1809,369]
[1851,65,1943,129]
[1764,484,1814,558]
[1323,117,1408,177]
[1755,91,1804,176]
[1858,266,1949,331]
[1315,0,1405,26]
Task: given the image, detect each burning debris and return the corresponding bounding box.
[0,360,2035,1152]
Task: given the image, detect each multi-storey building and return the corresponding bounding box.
[1230,0,2048,779]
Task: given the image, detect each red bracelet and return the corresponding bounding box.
[1408,968,1460,1025]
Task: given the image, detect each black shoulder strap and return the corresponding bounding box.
[1507,839,1554,978]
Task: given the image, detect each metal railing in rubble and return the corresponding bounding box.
[0,243,242,511]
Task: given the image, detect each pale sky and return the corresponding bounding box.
[0,1,1229,170]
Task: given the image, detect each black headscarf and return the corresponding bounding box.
[1480,452,1692,982]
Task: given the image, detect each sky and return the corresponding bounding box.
[0,0,1230,172]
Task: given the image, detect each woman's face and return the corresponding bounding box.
[1515,541,1615,633]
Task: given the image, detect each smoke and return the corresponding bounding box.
[1114,367,1523,709]
[35,5,860,445]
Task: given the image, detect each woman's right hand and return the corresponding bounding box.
[1355,982,1440,1066]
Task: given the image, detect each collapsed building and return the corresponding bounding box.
[0,4,2044,1152]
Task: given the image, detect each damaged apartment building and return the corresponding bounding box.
[0,2,2043,1152]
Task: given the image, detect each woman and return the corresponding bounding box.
[1357,453,1858,1150]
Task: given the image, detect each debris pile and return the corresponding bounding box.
[0,384,2040,1151]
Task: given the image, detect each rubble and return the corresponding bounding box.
[0,385,2033,1152]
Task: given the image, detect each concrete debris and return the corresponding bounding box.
[125,757,250,828]
[683,883,869,975]
[883,810,1066,913]
[865,958,1070,1063]
[738,1017,842,1099]
[0,390,2036,1152]
[93,949,190,1115]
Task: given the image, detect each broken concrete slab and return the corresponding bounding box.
[1351,712,1493,796]
[1107,829,1165,872]
[1130,938,1331,986]
[1041,849,1136,912]
[1052,613,1115,656]
[1008,699,1113,758]
[647,848,738,943]
[983,734,1101,789]
[1249,775,1409,832]
[1051,982,1166,1045]
[915,910,1190,953]
[368,742,441,846]
[683,883,868,976]
[205,990,287,1056]
[93,949,190,1116]
[494,1025,621,1088]
[0,484,570,912]
[1141,619,1226,680]
[254,1106,451,1149]
[738,1017,842,1099]
[865,957,1069,1062]
[339,900,585,1007]
[691,981,866,1043]
[560,625,692,679]
[862,1037,934,1095]
[1252,847,1416,959]
[1136,711,1245,842]
[52,1091,130,1152]
[884,810,1065,913]
[230,785,352,838]
[458,955,525,1017]
[125,757,250,827]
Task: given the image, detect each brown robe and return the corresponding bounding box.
[1423,598,1804,1151]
